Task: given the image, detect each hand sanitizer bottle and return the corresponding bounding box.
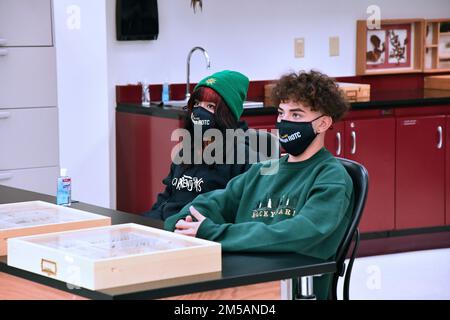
[162,81,170,103]
[141,81,151,107]
[57,168,72,206]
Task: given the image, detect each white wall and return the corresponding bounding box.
[54,0,111,208]
[56,0,450,208]
[107,0,450,85]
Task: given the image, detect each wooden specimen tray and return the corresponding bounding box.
[337,82,371,102]
[7,223,222,290]
[424,75,450,90]
[0,201,111,256]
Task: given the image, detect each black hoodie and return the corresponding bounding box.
[144,121,257,221]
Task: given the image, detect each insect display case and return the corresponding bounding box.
[0,201,111,255]
[7,223,222,290]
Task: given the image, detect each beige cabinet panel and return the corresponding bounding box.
[0,166,59,196]
[0,108,59,170]
[0,0,53,47]
[0,47,57,109]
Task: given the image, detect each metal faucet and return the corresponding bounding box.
[186,47,211,100]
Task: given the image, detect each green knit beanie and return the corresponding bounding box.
[195,70,249,120]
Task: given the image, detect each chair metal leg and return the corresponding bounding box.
[343,229,360,300]
[295,276,316,300]
[330,275,339,300]
[280,279,293,300]
[281,276,317,300]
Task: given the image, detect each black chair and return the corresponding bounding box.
[329,157,369,300]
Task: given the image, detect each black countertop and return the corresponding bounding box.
[116,88,450,120]
[0,185,335,300]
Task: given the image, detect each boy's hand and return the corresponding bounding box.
[174,206,206,237]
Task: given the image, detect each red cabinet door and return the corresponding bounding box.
[344,118,396,233]
[325,122,345,157]
[116,112,182,214]
[396,116,446,229]
[446,116,450,226]
[241,114,277,130]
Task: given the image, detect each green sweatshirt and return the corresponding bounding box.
[165,147,354,299]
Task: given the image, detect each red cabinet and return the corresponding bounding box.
[241,114,277,130]
[116,112,183,214]
[446,116,450,226]
[116,107,450,233]
[325,122,345,157]
[343,118,396,233]
[396,116,446,229]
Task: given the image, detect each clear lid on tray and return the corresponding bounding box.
[0,201,104,230]
[22,226,200,260]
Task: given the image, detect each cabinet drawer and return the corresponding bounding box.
[0,0,53,46]
[0,166,59,196]
[0,47,57,109]
[0,108,59,170]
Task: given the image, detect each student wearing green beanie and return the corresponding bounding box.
[144,70,255,221]
[195,70,249,120]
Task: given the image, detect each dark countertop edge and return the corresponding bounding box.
[0,257,335,300]
[117,96,450,119]
[116,104,280,119]
[117,104,187,120]
[350,96,450,109]
[110,261,336,300]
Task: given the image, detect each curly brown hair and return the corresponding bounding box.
[271,70,350,122]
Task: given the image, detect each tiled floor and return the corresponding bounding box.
[338,248,450,300]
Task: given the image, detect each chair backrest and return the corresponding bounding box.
[335,157,369,272]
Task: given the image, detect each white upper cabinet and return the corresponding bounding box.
[0,47,57,109]
[0,107,59,170]
[0,0,53,47]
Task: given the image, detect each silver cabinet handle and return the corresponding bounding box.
[0,112,11,119]
[437,126,443,149]
[0,49,8,56]
[0,173,13,181]
[351,131,357,155]
[0,38,6,46]
[336,132,342,156]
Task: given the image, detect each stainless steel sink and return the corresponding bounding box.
[243,101,264,109]
[163,100,188,108]
[162,100,263,109]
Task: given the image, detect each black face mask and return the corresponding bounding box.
[276,115,324,156]
[191,107,215,133]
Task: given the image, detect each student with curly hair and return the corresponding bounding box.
[165,70,354,299]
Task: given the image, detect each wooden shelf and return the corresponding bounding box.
[357,18,450,75]
[424,19,450,73]
[356,19,425,76]
[364,69,424,76]
[424,69,450,73]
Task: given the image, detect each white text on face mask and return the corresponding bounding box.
[279,131,301,143]
[191,114,211,126]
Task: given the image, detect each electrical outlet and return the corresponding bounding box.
[295,38,304,58]
[329,36,340,56]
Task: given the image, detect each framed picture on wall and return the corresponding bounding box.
[356,19,425,75]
